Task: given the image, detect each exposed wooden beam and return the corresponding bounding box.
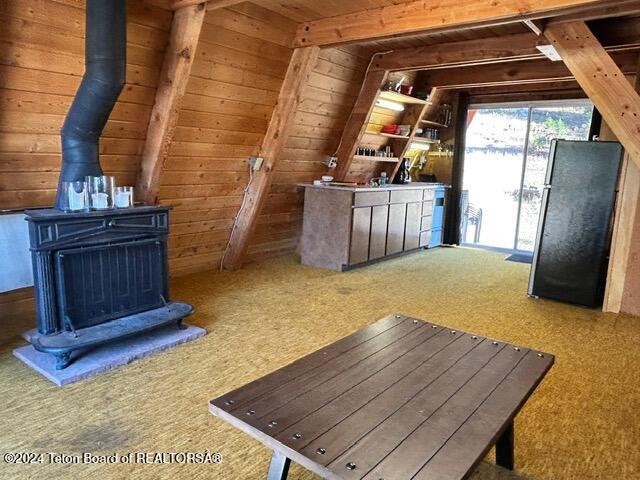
[221,46,320,271]
[547,0,640,24]
[603,67,640,312]
[294,0,618,47]
[420,50,639,89]
[375,20,640,72]
[374,33,542,72]
[333,68,388,181]
[469,88,586,104]
[545,21,640,163]
[169,0,243,10]
[467,80,583,95]
[136,3,206,205]
[467,80,586,103]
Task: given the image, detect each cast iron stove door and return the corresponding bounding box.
[54,238,165,330]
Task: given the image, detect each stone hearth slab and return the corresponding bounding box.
[13,324,206,387]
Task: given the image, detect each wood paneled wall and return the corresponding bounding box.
[158,2,298,276]
[244,46,371,264]
[0,0,171,209]
[0,0,376,317]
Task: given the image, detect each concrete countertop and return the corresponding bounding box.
[299,182,448,192]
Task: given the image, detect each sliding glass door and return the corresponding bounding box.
[461,100,594,252]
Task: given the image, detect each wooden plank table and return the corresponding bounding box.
[209,314,554,480]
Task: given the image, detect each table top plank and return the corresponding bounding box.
[209,316,554,480]
[232,318,427,422]
[358,345,528,480]
[413,350,554,480]
[327,339,509,478]
[294,331,480,463]
[274,328,464,452]
[241,322,440,434]
[210,314,407,412]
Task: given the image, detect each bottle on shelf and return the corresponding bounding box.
[436,104,452,127]
[356,145,395,158]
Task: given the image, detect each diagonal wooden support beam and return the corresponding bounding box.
[294,0,616,47]
[545,21,640,165]
[604,135,640,313]
[333,68,388,181]
[137,3,206,205]
[221,46,320,271]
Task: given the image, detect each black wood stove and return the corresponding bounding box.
[25,206,193,369]
[21,1,194,370]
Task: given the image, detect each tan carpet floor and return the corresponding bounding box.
[1,247,639,480]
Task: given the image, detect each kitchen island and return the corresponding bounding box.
[300,183,448,271]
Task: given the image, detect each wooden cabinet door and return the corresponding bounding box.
[386,203,406,255]
[404,202,421,250]
[349,207,371,265]
[369,205,389,259]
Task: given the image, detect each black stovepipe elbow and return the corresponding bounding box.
[56,0,127,209]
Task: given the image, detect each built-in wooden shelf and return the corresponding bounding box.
[363,131,410,139]
[412,137,441,144]
[378,90,429,105]
[353,155,399,163]
[420,119,449,128]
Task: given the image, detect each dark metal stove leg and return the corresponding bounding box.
[496,421,514,470]
[54,352,72,370]
[266,450,290,480]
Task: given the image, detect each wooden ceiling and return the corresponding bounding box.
[152,1,640,56]
[222,1,639,55]
[249,0,420,23]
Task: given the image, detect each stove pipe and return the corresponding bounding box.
[55,0,127,209]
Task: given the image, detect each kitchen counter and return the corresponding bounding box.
[299,182,446,193]
[300,183,449,271]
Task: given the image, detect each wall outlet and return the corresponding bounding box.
[249,156,264,171]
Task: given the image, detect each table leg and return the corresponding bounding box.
[496,421,514,470]
[266,450,291,480]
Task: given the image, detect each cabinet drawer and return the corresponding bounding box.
[423,188,436,200]
[421,215,433,231]
[422,200,434,216]
[390,189,422,204]
[354,191,389,207]
[419,230,432,247]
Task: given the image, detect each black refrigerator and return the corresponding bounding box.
[528,139,622,307]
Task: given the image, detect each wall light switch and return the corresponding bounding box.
[249,156,264,171]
